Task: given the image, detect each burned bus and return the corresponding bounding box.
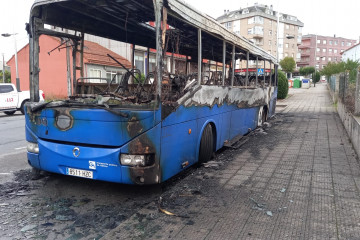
[26,0,278,184]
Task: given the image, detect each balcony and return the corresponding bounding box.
[301,52,310,57]
[252,33,264,39]
[297,61,309,66]
[298,45,310,49]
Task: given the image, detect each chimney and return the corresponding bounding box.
[334,34,336,38]
[270,5,273,10]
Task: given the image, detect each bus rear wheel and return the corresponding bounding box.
[199,124,213,163]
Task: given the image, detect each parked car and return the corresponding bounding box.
[0,83,44,115]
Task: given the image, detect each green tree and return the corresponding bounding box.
[134,73,145,84]
[0,70,11,83]
[313,71,321,86]
[344,59,360,83]
[299,66,315,77]
[277,70,288,99]
[279,57,296,77]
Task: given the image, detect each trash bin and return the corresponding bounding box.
[288,79,293,88]
[301,79,310,89]
[293,79,301,88]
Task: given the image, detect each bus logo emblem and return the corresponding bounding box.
[73,147,80,157]
[89,161,96,170]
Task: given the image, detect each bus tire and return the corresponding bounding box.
[4,111,16,116]
[20,100,29,115]
[199,124,213,163]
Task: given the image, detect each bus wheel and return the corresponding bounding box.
[4,111,16,116]
[199,124,213,163]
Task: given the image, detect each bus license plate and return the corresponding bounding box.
[66,168,93,179]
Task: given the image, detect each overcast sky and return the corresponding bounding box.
[0,0,359,61]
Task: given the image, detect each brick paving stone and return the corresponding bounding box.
[102,84,360,240]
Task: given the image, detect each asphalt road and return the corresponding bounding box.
[0,111,29,184]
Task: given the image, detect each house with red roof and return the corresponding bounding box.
[7,35,131,99]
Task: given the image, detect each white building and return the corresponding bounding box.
[341,43,360,62]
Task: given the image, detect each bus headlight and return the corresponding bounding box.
[27,142,39,154]
[120,154,154,167]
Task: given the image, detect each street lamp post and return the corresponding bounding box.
[1,33,20,91]
[2,53,5,83]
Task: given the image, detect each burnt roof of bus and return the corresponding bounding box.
[30,0,277,64]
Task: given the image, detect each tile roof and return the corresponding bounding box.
[83,40,132,69]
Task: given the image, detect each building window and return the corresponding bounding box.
[135,52,145,73]
[285,53,288,57]
[316,48,320,52]
[341,49,344,53]
[224,22,232,30]
[285,43,289,48]
[316,64,319,69]
[106,71,121,83]
[329,48,332,53]
[269,40,272,46]
[89,69,101,77]
[323,40,327,44]
[248,26,263,35]
[334,49,338,53]
[89,69,102,83]
[328,57,332,61]
[269,30,272,36]
[248,16,264,24]
[149,55,156,72]
[322,48,326,53]
[316,57,320,61]
[329,40,332,45]
[317,39,320,44]
[334,41,338,45]
[341,41,344,46]
[322,57,326,61]
[285,24,289,29]
[347,42,352,46]
[291,53,294,58]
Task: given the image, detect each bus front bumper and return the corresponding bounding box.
[27,139,160,185]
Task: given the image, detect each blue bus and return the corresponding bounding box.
[26,0,278,184]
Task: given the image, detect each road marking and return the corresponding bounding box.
[0,173,12,175]
[0,149,27,159]
[15,146,27,150]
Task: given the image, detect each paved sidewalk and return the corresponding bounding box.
[103,83,360,240]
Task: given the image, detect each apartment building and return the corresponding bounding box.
[217,3,304,67]
[298,34,358,70]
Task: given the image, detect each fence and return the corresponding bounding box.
[338,71,359,113]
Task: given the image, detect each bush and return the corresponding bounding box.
[277,70,288,99]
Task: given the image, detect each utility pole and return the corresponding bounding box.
[2,53,5,83]
[1,33,20,90]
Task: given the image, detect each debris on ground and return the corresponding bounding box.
[266,211,273,217]
[280,188,286,193]
[203,161,222,168]
[249,197,266,209]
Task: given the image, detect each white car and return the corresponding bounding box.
[0,83,44,115]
